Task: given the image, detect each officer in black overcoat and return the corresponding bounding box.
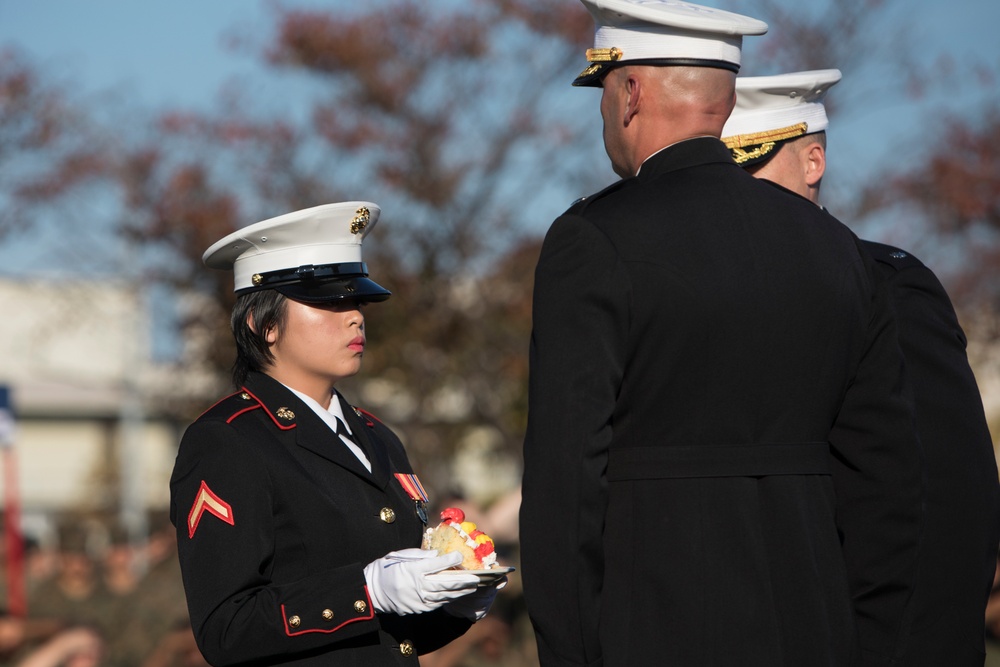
[170,202,504,666]
[722,69,1000,665]
[519,2,924,666]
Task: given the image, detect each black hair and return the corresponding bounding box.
[231,290,288,387]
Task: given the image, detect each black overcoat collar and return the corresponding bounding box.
[636,137,735,182]
[571,137,736,214]
[336,391,392,489]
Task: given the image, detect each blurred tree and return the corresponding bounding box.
[2,1,997,663]
[23,0,600,498]
[0,49,104,241]
[3,0,997,488]
[855,107,1000,311]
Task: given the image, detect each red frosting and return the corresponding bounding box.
[440,507,465,524]
[474,541,495,559]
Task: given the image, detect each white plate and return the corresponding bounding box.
[428,566,514,586]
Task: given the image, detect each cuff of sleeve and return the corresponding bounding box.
[277,571,375,637]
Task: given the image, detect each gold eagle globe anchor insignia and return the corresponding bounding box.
[351,207,370,235]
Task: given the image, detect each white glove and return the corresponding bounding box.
[444,576,508,621]
[364,549,479,615]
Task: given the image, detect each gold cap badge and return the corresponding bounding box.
[351,207,370,235]
[586,47,623,62]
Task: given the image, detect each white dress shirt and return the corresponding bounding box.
[286,385,372,473]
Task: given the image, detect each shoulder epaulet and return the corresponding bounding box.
[562,179,631,217]
[566,195,588,214]
[197,388,297,431]
[197,391,258,421]
[352,406,380,428]
[863,240,926,272]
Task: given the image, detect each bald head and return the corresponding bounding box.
[646,66,738,126]
[600,65,736,177]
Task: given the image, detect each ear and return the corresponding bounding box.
[248,312,278,344]
[623,73,641,126]
[803,142,826,187]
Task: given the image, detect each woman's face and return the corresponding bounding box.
[264,298,367,398]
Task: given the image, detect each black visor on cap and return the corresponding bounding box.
[729,138,797,170]
[235,261,391,302]
[275,276,391,303]
[725,123,809,170]
[730,142,779,169]
[573,58,741,87]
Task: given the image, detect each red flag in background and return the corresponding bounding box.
[0,386,25,617]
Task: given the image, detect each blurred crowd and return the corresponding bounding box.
[0,487,534,667]
[985,555,1000,665]
[0,513,203,667]
[0,484,998,665]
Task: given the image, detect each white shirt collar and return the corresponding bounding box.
[284,385,371,472]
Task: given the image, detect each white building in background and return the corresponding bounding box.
[0,277,220,545]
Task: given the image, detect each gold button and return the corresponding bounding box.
[321,608,334,621]
[380,507,396,524]
[399,640,415,657]
[252,273,263,286]
[240,392,251,400]
[354,600,367,614]
[288,615,301,628]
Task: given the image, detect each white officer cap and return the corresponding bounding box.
[573,0,768,87]
[203,201,391,303]
[721,68,842,167]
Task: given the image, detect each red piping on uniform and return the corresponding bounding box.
[280,588,375,636]
[355,408,378,428]
[241,386,297,431]
[226,406,260,424]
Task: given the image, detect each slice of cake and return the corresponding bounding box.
[421,507,499,570]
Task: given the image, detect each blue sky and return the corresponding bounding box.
[1,1,995,108]
[0,2,273,111]
[1,0,998,251]
[1,0,997,362]
[2,0,997,169]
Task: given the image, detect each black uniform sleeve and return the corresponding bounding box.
[827,254,924,666]
[521,214,629,667]
[875,255,1000,663]
[379,611,472,655]
[171,419,382,666]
